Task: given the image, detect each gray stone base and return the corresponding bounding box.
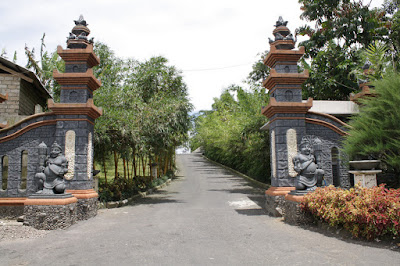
[283,199,314,225]
[0,206,24,219]
[265,194,286,217]
[23,203,77,230]
[76,197,98,220]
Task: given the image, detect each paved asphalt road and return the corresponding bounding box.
[1,153,400,265]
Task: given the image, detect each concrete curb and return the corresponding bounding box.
[100,178,172,209]
[201,155,270,190]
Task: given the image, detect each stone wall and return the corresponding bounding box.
[0,114,57,197]
[0,74,46,126]
[305,114,350,188]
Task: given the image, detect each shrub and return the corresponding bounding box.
[343,74,400,181]
[190,87,270,183]
[301,185,400,240]
[98,178,139,202]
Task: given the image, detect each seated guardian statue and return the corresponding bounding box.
[292,138,324,191]
[36,142,69,194]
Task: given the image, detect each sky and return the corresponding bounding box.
[0,0,385,112]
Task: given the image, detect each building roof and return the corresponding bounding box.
[0,56,52,99]
[260,100,359,131]
[307,100,359,115]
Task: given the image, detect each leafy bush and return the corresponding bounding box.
[343,74,400,183]
[99,175,172,202]
[99,178,139,202]
[301,185,400,240]
[190,86,270,183]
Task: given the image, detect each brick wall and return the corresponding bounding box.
[0,74,48,125]
[19,80,46,115]
[0,74,20,117]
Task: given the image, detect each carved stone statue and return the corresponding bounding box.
[292,138,324,191]
[36,142,69,194]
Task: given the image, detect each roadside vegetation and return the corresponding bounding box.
[189,0,400,239]
[298,0,400,239]
[189,53,271,183]
[23,39,192,202]
[302,185,400,240]
[13,0,400,237]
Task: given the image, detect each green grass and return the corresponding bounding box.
[95,157,151,183]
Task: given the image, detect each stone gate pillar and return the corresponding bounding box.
[261,17,311,216]
[50,15,101,219]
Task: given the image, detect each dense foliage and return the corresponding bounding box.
[24,39,192,200]
[190,85,270,183]
[24,34,65,101]
[93,43,192,186]
[190,48,271,183]
[343,74,400,181]
[301,185,400,239]
[296,0,394,100]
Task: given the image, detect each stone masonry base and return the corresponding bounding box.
[265,194,286,217]
[66,189,99,220]
[283,198,313,225]
[265,187,295,217]
[24,202,77,230]
[0,206,24,219]
[265,187,314,225]
[75,197,98,220]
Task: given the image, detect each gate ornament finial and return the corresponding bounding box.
[274,16,288,27]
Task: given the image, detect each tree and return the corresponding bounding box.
[343,74,400,180]
[297,0,391,100]
[93,42,127,181]
[25,33,65,101]
[125,56,192,177]
[190,84,270,183]
[247,50,270,86]
[92,47,192,180]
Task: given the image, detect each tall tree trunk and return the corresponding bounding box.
[155,154,159,178]
[114,151,118,179]
[164,152,169,175]
[141,155,146,177]
[132,149,137,178]
[123,157,127,180]
[126,158,130,180]
[170,150,174,173]
[149,157,153,181]
[103,155,108,186]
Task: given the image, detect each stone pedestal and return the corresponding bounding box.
[0,198,26,219]
[66,189,98,220]
[283,194,313,225]
[23,194,77,230]
[349,170,382,188]
[265,187,295,217]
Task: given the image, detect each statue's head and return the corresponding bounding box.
[299,138,311,155]
[50,142,62,158]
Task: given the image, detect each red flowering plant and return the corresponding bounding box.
[301,185,400,240]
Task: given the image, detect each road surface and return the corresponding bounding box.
[0,152,399,265]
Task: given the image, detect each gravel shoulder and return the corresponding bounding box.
[0,220,50,242]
